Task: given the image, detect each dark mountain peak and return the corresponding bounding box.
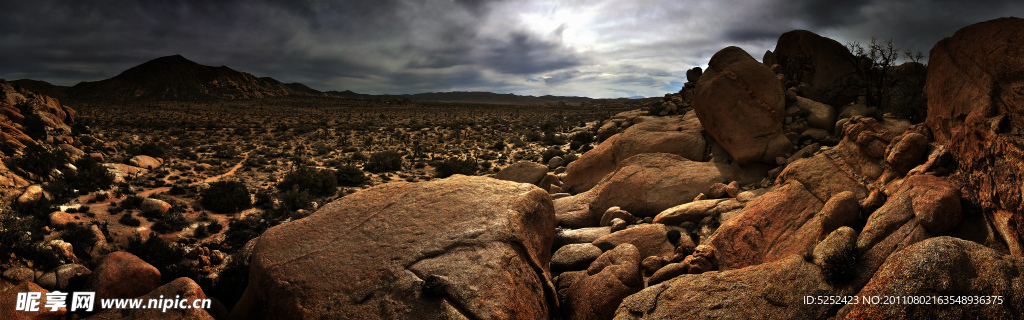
[65,55,320,103]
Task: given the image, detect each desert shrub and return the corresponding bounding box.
[224,215,272,250]
[431,157,478,178]
[120,195,145,210]
[208,252,250,310]
[562,153,579,166]
[151,210,189,234]
[207,220,223,234]
[489,141,505,150]
[128,141,168,159]
[350,152,369,162]
[193,224,210,238]
[21,113,49,141]
[64,157,115,194]
[277,165,338,197]
[58,222,98,259]
[253,188,274,209]
[1,212,59,270]
[124,234,188,282]
[334,165,368,187]
[524,131,543,142]
[277,187,314,211]
[6,143,67,180]
[201,181,252,214]
[570,131,594,145]
[12,197,54,220]
[364,151,403,173]
[169,185,187,195]
[542,131,567,145]
[118,213,141,226]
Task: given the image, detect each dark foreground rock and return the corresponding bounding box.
[230,175,558,320]
[925,17,1024,256]
[839,237,1024,319]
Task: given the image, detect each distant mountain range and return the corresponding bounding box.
[10,55,652,105]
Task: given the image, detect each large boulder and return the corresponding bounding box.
[0,281,71,319]
[555,153,766,228]
[89,277,215,319]
[708,180,859,270]
[84,251,162,301]
[839,237,1024,319]
[925,17,1024,256]
[794,96,837,131]
[592,224,677,260]
[129,155,162,170]
[563,112,707,193]
[694,46,792,164]
[769,30,862,107]
[494,161,548,185]
[561,244,643,320]
[614,255,856,319]
[230,175,558,320]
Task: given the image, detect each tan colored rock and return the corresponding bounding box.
[592,224,676,260]
[89,277,215,319]
[230,176,557,320]
[0,281,70,319]
[494,161,548,185]
[17,185,44,203]
[555,227,612,248]
[794,96,838,132]
[599,206,635,227]
[85,251,162,301]
[140,198,172,214]
[129,155,162,169]
[653,199,743,225]
[556,153,766,228]
[615,255,854,319]
[552,243,603,272]
[563,112,707,193]
[561,244,643,320]
[693,46,791,164]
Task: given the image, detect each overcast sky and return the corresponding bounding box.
[2,0,1022,98]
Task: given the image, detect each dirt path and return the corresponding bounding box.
[137,152,250,197]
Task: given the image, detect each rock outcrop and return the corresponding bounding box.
[694,46,792,164]
[924,17,1024,255]
[769,30,862,107]
[555,153,765,228]
[230,175,558,320]
[562,112,706,193]
[839,237,1024,319]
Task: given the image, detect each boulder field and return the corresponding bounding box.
[4,17,1024,320]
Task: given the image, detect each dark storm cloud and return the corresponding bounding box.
[2,0,1023,98]
[477,32,584,75]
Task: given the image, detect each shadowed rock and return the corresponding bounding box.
[839,237,1024,319]
[925,17,1024,256]
[694,46,791,164]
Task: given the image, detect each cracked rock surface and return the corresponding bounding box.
[229,175,557,320]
